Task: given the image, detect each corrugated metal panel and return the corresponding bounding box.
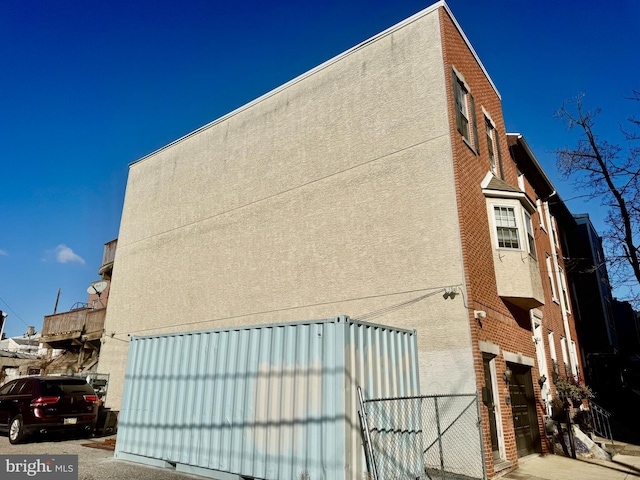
[115,316,419,480]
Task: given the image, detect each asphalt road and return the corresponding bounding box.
[0,432,208,480]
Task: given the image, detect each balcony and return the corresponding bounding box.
[98,238,117,278]
[40,308,106,348]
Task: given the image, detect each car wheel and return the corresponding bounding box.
[8,415,26,444]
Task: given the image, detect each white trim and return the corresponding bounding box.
[503,351,535,367]
[537,199,547,232]
[546,254,559,302]
[560,337,569,375]
[488,356,506,462]
[492,204,522,251]
[483,189,536,213]
[531,311,550,404]
[522,209,537,259]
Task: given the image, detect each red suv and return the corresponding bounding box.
[0,376,100,444]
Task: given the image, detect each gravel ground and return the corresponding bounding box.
[0,432,209,480]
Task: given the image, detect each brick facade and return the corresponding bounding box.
[440,6,583,475]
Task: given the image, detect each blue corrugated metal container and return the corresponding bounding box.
[115,316,419,480]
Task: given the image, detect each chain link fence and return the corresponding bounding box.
[359,389,486,480]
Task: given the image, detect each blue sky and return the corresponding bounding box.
[0,0,638,339]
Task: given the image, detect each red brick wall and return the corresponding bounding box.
[438,6,565,474]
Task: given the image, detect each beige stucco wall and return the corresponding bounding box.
[100,8,476,410]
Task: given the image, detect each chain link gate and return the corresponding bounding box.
[358,387,487,480]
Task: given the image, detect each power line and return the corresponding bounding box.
[0,295,30,329]
[111,284,460,338]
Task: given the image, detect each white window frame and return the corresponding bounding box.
[517,168,525,192]
[454,76,470,142]
[550,215,559,251]
[548,331,558,375]
[560,337,570,377]
[523,210,537,260]
[493,205,520,250]
[570,340,579,377]
[546,254,559,302]
[537,199,547,232]
[532,312,550,404]
[558,267,570,313]
[485,116,497,175]
[452,67,478,153]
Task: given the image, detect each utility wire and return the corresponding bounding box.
[353,290,446,322]
[111,285,459,338]
[0,295,30,328]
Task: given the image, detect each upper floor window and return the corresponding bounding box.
[548,330,558,373]
[454,77,470,142]
[550,215,559,251]
[485,118,498,175]
[560,337,570,377]
[558,266,570,313]
[494,206,520,249]
[536,199,547,232]
[546,254,559,302]
[517,168,525,192]
[524,211,536,259]
[452,68,478,153]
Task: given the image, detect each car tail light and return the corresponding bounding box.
[31,396,60,407]
[83,395,99,403]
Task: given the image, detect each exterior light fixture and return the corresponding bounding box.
[538,375,547,388]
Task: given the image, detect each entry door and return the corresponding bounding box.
[507,363,541,457]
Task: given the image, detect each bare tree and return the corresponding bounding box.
[556,93,640,304]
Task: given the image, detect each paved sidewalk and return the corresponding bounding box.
[502,442,640,480]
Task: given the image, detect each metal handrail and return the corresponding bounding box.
[589,401,614,446]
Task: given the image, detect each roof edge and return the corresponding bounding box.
[439,2,501,100]
[129,1,457,168]
[507,133,556,194]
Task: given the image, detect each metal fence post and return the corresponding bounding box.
[358,386,379,480]
[434,396,445,480]
[475,393,488,480]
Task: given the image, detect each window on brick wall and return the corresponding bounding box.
[524,210,536,260]
[560,337,570,377]
[494,206,520,249]
[486,117,497,175]
[570,340,579,378]
[548,330,558,375]
[536,199,547,232]
[558,267,570,313]
[452,69,478,152]
[546,254,559,302]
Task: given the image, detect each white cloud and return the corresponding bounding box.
[54,244,85,265]
[0,249,7,256]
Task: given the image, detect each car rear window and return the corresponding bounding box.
[17,381,34,395]
[40,379,94,396]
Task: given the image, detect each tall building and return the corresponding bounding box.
[99,2,582,475]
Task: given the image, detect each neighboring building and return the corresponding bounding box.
[565,214,640,440]
[565,214,620,402]
[0,328,43,384]
[0,350,40,385]
[39,239,116,375]
[612,299,640,395]
[0,329,42,356]
[99,2,582,476]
